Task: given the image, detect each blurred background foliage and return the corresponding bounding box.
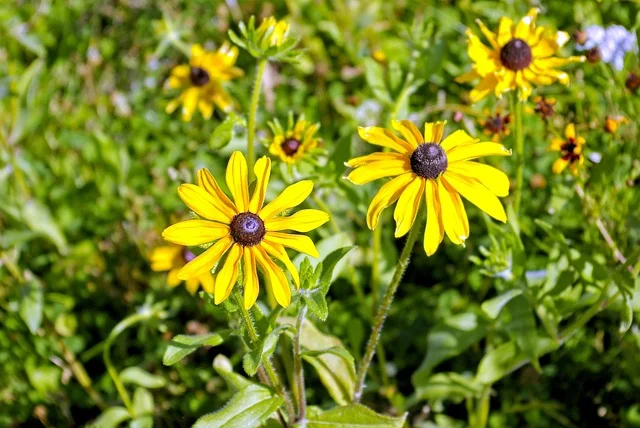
[1,0,639,427]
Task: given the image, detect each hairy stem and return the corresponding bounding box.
[513,92,525,216]
[247,59,267,179]
[293,305,307,421]
[353,216,421,402]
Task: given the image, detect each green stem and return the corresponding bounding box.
[247,59,267,179]
[103,306,163,415]
[353,216,421,403]
[513,92,525,216]
[233,292,296,426]
[58,337,106,410]
[293,305,307,421]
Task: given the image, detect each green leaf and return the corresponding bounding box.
[120,367,167,389]
[481,289,523,319]
[620,293,633,333]
[243,325,293,376]
[318,246,355,293]
[504,294,540,372]
[475,338,556,385]
[130,387,154,428]
[163,332,226,366]
[305,404,406,427]
[209,113,245,149]
[22,199,68,254]
[20,275,43,334]
[302,346,356,375]
[415,372,483,403]
[281,317,355,405]
[193,384,283,428]
[213,354,253,392]
[88,407,131,428]
[363,58,392,104]
[412,313,487,386]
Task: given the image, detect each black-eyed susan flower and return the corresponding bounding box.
[166,43,243,122]
[268,115,321,164]
[626,72,640,92]
[549,123,585,175]
[256,17,290,48]
[532,96,556,120]
[456,8,584,102]
[150,244,214,294]
[346,120,511,256]
[479,109,511,141]
[162,152,329,309]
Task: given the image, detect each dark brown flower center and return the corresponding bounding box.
[560,139,580,163]
[190,67,210,87]
[534,99,555,119]
[281,138,301,156]
[485,114,510,134]
[586,47,601,64]
[500,38,532,71]
[230,212,265,246]
[410,143,448,179]
[626,73,640,92]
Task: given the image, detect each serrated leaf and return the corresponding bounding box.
[120,367,166,389]
[305,404,406,427]
[281,317,354,405]
[412,313,487,386]
[243,325,293,376]
[163,332,226,366]
[87,407,131,428]
[302,290,329,321]
[481,289,523,319]
[193,384,283,428]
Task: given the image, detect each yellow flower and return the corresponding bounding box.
[549,123,585,175]
[268,115,321,164]
[604,115,628,134]
[162,152,329,309]
[346,120,511,256]
[149,244,214,294]
[166,43,243,122]
[257,17,290,48]
[456,8,584,102]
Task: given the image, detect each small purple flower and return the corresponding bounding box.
[577,25,638,70]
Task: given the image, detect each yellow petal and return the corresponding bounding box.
[181,87,199,122]
[366,172,415,230]
[455,70,480,83]
[437,179,467,245]
[469,74,499,103]
[391,120,423,148]
[177,236,233,280]
[163,220,230,246]
[393,177,425,237]
[447,162,510,197]
[564,123,576,140]
[346,152,407,168]
[242,249,260,309]
[167,268,182,287]
[197,168,238,218]
[178,184,233,223]
[515,71,532,101]
[252,245,291,307]
[493,70,516,97]
[446,142,512,163]
[552,157,569,174]
[249,156,272,213]
[259,180,314,220]
[497,16,514,46]
[185,277,200,295]
[265,209,329,232]
[199,273,215,294]
[346,159,410,185]
[514,8,537,39]
[357,126,414,155]
[150,246,182,272]
[264,232,319,258]
[441,130,478,152]
[466,30,499,75]
[424,180,444,256]
[260,240,300,289]
[424,121,447,144]
[226,151,250,212]
[442,172,507,222]
[214,244,242,304]
[191,44,205,59]
[198,100,214,119]
[476,19,499,49]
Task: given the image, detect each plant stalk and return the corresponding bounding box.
[353,216,421,402]
[513,92,525,216]
[247,59,267,179]
[293,305,307,421]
